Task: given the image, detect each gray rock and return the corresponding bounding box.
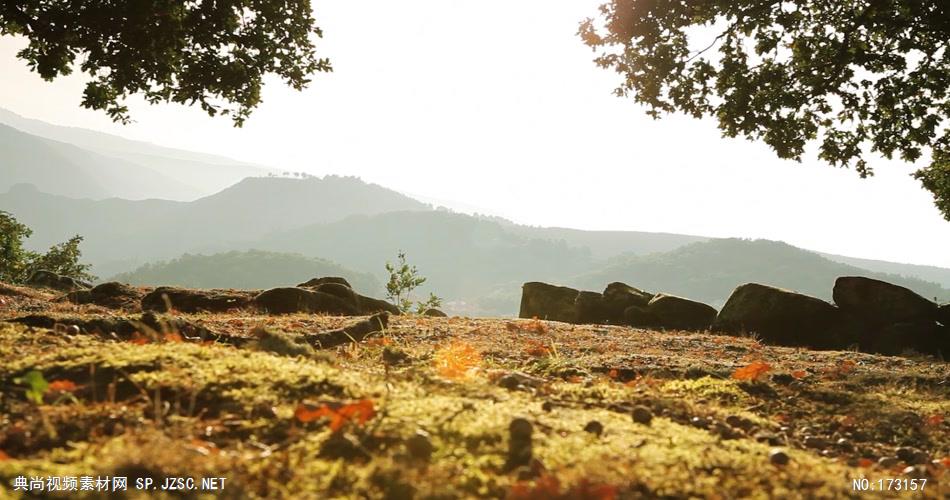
[519,282,579,323]
[25,270,90,292]
[937,303,950,327]
[714,283,842,349]
[67,282,141,309]
[623,305,661,328]
[574,290,609,324]
[602,282,653,323]
[834,276,937,324]
[646,293,718,331]
[254,287,360,315]
[297,276,352,289]
[769,449,789,465]
[142,287,254,313]
[631,406,653,425]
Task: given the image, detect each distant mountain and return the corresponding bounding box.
[0,176,431,278]
[0,108,272,199]
[0,124,201,200]
[111,250,381,294]
[573,239,950,308]
[257,210,596,308]
[819,253,950,289]
[512,225,708,260]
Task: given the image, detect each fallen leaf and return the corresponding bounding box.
[607,369,619,380]
[790,370,808,379]
[433,341,482,380]
[294,399,376,432]
[524,339,551,357]
[925,414,944,426]
[163,332,184,343]
[732,361,771,381]
[46,380,78,393]
[838,415,856,428]
[857,458,874,468]
[0,450,9,461]
[129,332,149,345]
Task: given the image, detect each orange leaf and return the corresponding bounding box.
[941,457,950,468]
[294,400,376,432]
[857,458,874,468]
[732,362,771,381]
[790,370,808,379]
[47,379,78,393]
[838,415,856,428]
[607,369,619,380]
[0,450,9,461]
[524,339,551,357]
[163,332,184,343]
[433,341,482,379]
[925,414,944,426]
[129,332,150,345]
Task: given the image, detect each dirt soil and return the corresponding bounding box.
[0,286,948,498]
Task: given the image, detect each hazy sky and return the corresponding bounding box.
[1,1,948,267]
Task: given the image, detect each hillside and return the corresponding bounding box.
[575,239,950,307]
[110,250,381,294]
[0,176,431,278]
[0,286,947,498]
[0,108,271,198]
[0,124,201,201]
[258,210,596,313]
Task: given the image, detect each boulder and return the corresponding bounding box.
[863,321,945,357]
[312,282,360,310]
[623,305,661,328]
[67,282,141,309]
[25,270,90,292]
[833,277,937,325]
[519,282,579,323]
[714,283,843,349]
[574,291,610,324]
[356,294,401,315]
[297,276,353,289]
[142,287,254,313]
[646,294,717,331]
[424,308,447,317]
[601,282,653,323]
[937,304,950,327]
[254,287,361,315]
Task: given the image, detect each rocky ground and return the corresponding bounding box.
[0,283,948,498]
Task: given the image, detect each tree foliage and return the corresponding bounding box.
[580,0,950,219]
[0,211,34,283]
[0,211,96,283]
[0,0,331,126]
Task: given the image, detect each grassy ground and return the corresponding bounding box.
[0,284,948,498]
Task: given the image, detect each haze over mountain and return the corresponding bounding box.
[112,250,380,295]
[0,176,430,278]
[0,107,272,199]
[573,239,950,309]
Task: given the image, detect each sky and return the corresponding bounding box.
[1,0,948,268]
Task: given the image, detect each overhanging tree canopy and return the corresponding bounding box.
[0,0,330,126]
[580,0,950,220]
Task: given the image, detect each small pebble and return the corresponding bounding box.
[769,449,790,466]
[541,401,554,412]
[835,438,853,452]
[631,406,653,425]
[878,456,899,468]
[690,416,708,429]
[66,324,81,335]
[803,436,827,449]
[406,430,434,461]
[583,420,604,437]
